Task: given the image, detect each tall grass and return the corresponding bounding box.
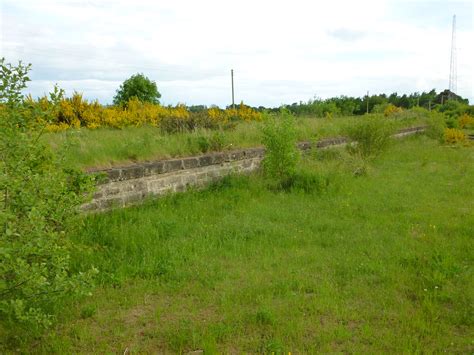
[4,136,472,353]
[44,113,426,169]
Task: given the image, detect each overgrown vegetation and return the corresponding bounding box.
[2,136,472,353]
[261,110,300,184]
[14,94,262,132]
[345,116,395,159]
[0,58,97,332]
[44,112,432,170]
[1,58,473,352]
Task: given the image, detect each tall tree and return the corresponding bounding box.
[113,73,161,106]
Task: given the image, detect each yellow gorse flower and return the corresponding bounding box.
[27,95,263,132]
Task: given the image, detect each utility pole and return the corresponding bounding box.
[366,90,369,114]
[231,69,235,109]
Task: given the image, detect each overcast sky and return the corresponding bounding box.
[1,0,473,106]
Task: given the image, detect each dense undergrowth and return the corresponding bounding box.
[46,112,432,170]
[2,136,472,353]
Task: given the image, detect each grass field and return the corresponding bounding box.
[44,113,426,170]
[6,135,472,353]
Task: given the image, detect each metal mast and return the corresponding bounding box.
[448,15,457,94]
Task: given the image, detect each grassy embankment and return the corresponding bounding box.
[44,113,427,170]
[8,135,472,353]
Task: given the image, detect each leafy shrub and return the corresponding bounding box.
[383,104,403,117]
[445,116,459,129]
[196,136,211,153]
[0,58,97,331]
[113,73,161,106]
[29,95,261,133]
[345,116,394,159]
[209,131,226,151]
[424,112,446,142]
[444,128,466,145]
[458,113,474,129]
[261,110,300,184]
[437,100,467,119]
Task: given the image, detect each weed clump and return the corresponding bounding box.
[424,112,446,142]
[345,116,394,159]
[261,109,300,183]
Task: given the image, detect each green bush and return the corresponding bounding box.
[0,58,97,331]
[345,116,394,159]
[437,100,467,120]
[196,136,211,153]
[261,110,300,184]
[425,112,446,142]
[113,73,161,106]
[209,131,226,151]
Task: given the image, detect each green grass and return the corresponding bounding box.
[45,113,425,170]
[4,136,473,353]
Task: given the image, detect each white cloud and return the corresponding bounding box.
[1,0,472,105]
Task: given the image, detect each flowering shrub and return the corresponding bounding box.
[19,94,262,132]
[458,113,474,129]
[444,128,466,144]
[384,104,403,117]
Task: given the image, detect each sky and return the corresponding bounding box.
[1,0,473,107]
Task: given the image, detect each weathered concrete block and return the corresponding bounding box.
[242,159,253,168]
[297,141,312,150]
[122,180,147,193]
[144,161,165,175]
[147,178,166,192]
[163,176,183,188]
[104,186,121,196]
[182,157,199,169]
[229,150,245,161]
[212,152,226,165]
[245,147,265,158]
[199,155,213,167]
[107,168,122,182]
[182,174,198,185]
[164,159,183,173]
[120,166,144,180]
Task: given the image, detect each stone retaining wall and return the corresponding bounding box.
[83,125,426,211]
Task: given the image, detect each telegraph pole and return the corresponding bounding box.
[231,69,235,109]
[366,90,369,114]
